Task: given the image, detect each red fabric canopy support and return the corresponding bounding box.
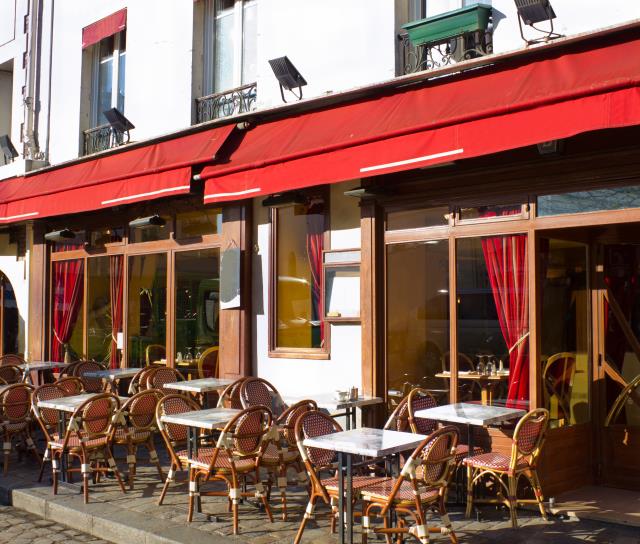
[82,9,127,49]
[201,32,640,202]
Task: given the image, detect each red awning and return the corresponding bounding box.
[200,31,640,203]
[0,124,234,224]
[82,9,127,49]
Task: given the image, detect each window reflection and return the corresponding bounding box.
[51,259,84,362]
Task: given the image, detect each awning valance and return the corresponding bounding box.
[82,9,127,49]
[200,30,640,203]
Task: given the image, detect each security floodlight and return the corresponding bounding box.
[44,229,76,242]
[268,56,307,102]
[262,192,307,208]
[103,108,135,145]
[0,135,18,163]
[128,215,166,229]
[514,0,563,44]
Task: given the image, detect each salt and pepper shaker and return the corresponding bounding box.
[349,386,359,401]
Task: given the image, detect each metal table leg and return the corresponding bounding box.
[337,452,345,544]
[346,453,353,544]
[350,406,357,430]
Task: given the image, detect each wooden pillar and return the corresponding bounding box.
[528,228,540,410]
[27,223,48,362]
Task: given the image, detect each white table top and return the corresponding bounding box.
[37,393,125,413]
[164,378,235,393]
[160,407,241,430]
[415,402,526,426]
[303,427,427,457]
[83,368,139,380]
[19,361,69,371]
[283,393,384,412]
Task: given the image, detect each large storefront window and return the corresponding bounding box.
[174,249,220,377]
[457,235,529,409]
[273,200,326,351]
[128,254,167,367]
[386,240,450,402]
[51,259,84,362]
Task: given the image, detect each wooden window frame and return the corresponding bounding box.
[268,192,331,360]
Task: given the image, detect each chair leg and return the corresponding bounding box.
[106,448,127,494]
[507,475,519,529]
[37,449,49,483]
[438,495,457,544]
[465,464,474,519]
[3,435,10,476]
[148,440,164,481]
[278,466,288,521]
[127,444,136,490]
[187,468,197,523]
[528,470,548,521]
[293,496,317,544]
[158,462,176,505]
[52,454,59,495]
[82,459,90,504]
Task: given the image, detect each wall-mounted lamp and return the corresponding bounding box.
[44,229,76,242]
[262,192,307,208]
[0,135,19,163]
[536,139,563,155]
[128,214,166,229]
[103,108,135,145]
[343,185,386,199]
[268,56,307,103]
[514,0,563,45]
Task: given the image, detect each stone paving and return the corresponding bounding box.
[1,440,639,544]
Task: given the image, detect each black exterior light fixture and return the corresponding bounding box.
[343,185,385,200]
[44,228,76,242]
[268,56,307,103]
[514,0,563,45]
[128,214,166,229]
[262,192,307,208]
[103,107,135,145]
[0,135,18,163]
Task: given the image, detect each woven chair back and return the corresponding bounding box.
[217,377,248,409]
[0,365,22,384]
[74,361,106,393]
[280,399,317,446]
[226,405,272,457]
[384,396,410,431]
[1,383,33,422]
[55,376,85,395]
[417,426,458,487]
[32,384,65,437]
[147,367,183,394]
[78,393,119,437]
[513,408,550,461]
[407,388,438,435]
[0,354,26,367]
[240,377,286,417]
[124,389,163,430]
[296,410,342,469]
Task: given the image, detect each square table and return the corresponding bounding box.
[82,367,140,393]
[18,361,69,384]
[283,393,384,430]
[303,427,427,544]
[164,378,235,408]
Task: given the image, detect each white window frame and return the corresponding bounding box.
[90,32,125,127]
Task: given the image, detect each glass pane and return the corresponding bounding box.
[97,36,114,125]
[214,0,235,92]
[540,239,589,428]
[386,206,449,231]
[117,50,126,112]
[276,202,325,349]
[90,227,123,247]
[51,259,84,362]
[175,208,222,239]
[1,277,20,355]
[128,215,171,243]
[175,249,220,378]
[325,266,360,318]
[538,186,640,217]
[386,240,450,404]
[459,204,523,221]
[457,236,529,409]
[241,0,257,85]
[127,254,167,368]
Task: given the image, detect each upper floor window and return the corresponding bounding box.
[92,31,126,127]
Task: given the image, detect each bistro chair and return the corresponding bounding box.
[0,383,39,475]
[0,354,26,367]
[463,408,550,528]
[55,376,85,395]
[360,426,459,544]
[260,399,317,520]
[58,360,82,378]
[128,366,158,395]
[605,374,640,426]
[49,392,126,503]
[293,410,389,544]
[145,344,166,366]
[31,384,67,482]
[146,367,184,395]
[155,394,202,505]
[113,389,164,489]
[73,360,106,393]
[197,346,219,379]
[239,377,287,418]
[0,364,23,384]
[186,405,275,534]
[217,377,249,409]
[543,352,577,423]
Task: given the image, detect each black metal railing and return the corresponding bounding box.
[398,28,493,75]
[195,82,257,124]
[82,124,129,156]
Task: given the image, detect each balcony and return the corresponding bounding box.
[82,124,129,156]
[398,4,493,74]
[195,82,257,124]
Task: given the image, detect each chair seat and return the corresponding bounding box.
[177,448,257,472]
[0,421,28,433]
[113,427,152,443]
[262,443,299,464]
[462,452,529,471]
[454,444,484,463]
[359,478,440,503]
[323,476,390,494]
[49,434,109,450]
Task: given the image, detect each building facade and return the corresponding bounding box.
[1,0,640,497]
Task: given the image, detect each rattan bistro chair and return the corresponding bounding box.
[74,360,106,393]
[217,377,248,409]
[128,366,157,395]
[0,364,23,385]
[360,426,459,544]
[463,408,550,528]
[147,367,184,395]
[239,377,287,418]
[0,354,26,367]
[55,376,85,395]
[31,384,66,482]
[1,383,39,475]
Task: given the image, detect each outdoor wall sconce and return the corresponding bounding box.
[514,0,563,45]
[262,192,307,208]
[44,228,76,242]
[0,135,18,163]
[268,56,307,102]
[103,107,135,145]
[343,185,386,199]
[128,214,166,229]
[537,139,564,155]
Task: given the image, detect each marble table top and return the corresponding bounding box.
[415,402,526,426]
[283,393,384,412]
[18,361,69,371]
[303,427,427,457]
[160,407,241,430]
[164,378,235,393]
[82,368,140,380]
[37,393,126,413]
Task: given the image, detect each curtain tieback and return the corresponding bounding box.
[508,331,529,354]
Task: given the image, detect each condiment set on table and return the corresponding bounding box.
[475,354,504,376]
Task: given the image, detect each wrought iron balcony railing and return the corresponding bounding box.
[82,124,129,156]
[195,82,257,124]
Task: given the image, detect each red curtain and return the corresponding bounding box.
[109,255,124,369]
[481,234,529,408]
[52,260,84,362]
[306,204,324,346]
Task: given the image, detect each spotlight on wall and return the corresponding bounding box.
[343,186,384,199]
[44,229,76,242]
[268,56,307,103]
[103,108,135,145]
[0,135,19,163]
[128,214,166,229]
[262,192,307,208]
[514,0,563,44]
[536,139,564,155]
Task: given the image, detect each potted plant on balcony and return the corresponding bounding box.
[402,3,492,46]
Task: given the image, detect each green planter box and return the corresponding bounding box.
[402,3,492,46]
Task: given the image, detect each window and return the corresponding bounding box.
[271,199,327,353]
[91,31,126,127]
[0,60,13,167]
[0,273,20,356]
